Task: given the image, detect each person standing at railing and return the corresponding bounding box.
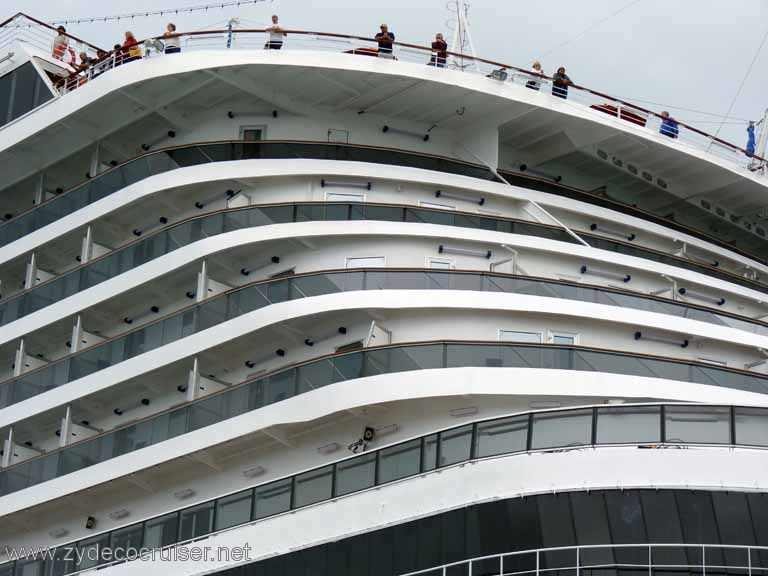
[375,24,395,58]
[122,31,142,63]
[113,44,124,67]
[552,67,572,99]
[660,111,680,139]
[526,61,546,91]
[428,33,448,67]
[265,15,286,50]
[163,23,181,54]
[52,26,76,64]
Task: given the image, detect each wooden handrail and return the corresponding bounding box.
[52,26,765,164]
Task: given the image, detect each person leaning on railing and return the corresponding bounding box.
[660,111,680,139]
[552,67,572,99]
[162,23,181,54]
[526,60,546,91]
[122,31,142,63]
[265,15,286,50]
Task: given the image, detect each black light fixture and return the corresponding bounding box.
[241,256,280,276]
[141,130,176,151]
[275,349,286,357]
[519,164,562,183]
[85,516,96,530]
[381,125,430,142]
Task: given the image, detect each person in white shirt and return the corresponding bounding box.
[163,23,181,54]
[265,15,286,50]
[526,60,546,91]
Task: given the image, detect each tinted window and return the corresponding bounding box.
[0,62,52,128]
[0,72,11,125]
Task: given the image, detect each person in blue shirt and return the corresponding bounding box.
[375,24,395,58]
[660,111,679,139]
[746,122,756,157]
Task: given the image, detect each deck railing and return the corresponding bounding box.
[37,25,766,172]
[401,543,768,576]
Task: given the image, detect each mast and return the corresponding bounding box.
[446,0,478,70]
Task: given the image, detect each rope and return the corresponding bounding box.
[538,0,644,58]
[51,0,269,25]
[710,24,768,145]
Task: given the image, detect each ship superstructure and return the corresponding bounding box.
[1,12,768,576]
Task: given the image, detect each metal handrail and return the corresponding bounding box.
[400,543,768,576]
[2,402,767,574]
[40,25,765,169]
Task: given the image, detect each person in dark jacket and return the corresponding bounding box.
[375,24,395,58]
[552,67,572,99]
[660,111,680,139]
[429,33,448,67]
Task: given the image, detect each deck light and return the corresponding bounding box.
[678,287,726,306]
[435,190,485,205]
[590,223,636,241]
[580,265,631,283]
[320,179,372,190]
[438,245,492,259]
[381,125,430,142]
[634,331,689,348]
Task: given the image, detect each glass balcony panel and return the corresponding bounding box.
[143,512,179,549]
[531,409,592,450]
[446,343,501,369]
[331,353,365,382]
[196,296,228,331]
[265,370,295,405]
[476,414,528,457]
[665,406,731,444]
[500,345,544,368]
[179,501,215,541]
[596,406,661,444]
[734,407,768,446]
[75,533,110,570]
[335,452,376,496]
[294,466,333,508]
[422,434,438,472]
[438,424,473,467]
[227,285,269,317]
[253,478,292,519]
[43,547,73,576]
[215,489,254,531]
[110,522,144,553]
[14,558,44,576]
[377,438,421,484]
[188,394,227,432]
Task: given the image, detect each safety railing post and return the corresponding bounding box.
[500,554,504,576]
[469,560,473,576]
[576,547,580,576]
[648,545,652,576]
[749,546,752,576]
[536,549,540,576]
[702,545,706,576]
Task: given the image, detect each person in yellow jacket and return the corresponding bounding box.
[122,31,142,63]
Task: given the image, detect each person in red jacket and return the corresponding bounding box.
[122,31,142,64]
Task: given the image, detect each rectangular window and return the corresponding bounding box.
[665,405,731,444]
[110,522,144,553]
[550,332,578,345]
[143,512,179,549]
[326,192,365,203]
[378,438,421,483]
[294,465,333,507]
[335,452,376,496]
[596,405,660,444]
[253,478,292,519]
[438,424,473,466]
[179,501,214,541]
[427,258,453,270]
[215,489,254,531]
[735,406,768,446]
[346,256,385,268]
[476,414,528,457]
[420,201,455,210]
[531,409,592,450]
[499,330,542,343]
[239,127,264,141]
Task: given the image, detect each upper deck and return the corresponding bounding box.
[1,13,767,259]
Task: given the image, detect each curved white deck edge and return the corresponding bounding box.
[5,221,768,348]
[2,365,766,517]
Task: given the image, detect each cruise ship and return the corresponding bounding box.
[2,10,768,576]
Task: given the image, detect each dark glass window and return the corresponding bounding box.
[0,62,53,128]
[438,424,472,467]
[179,501,214,540]
[378,439,421,483]
[605,491,648,566]
[215,489,254,531]
[475,414,528,457]
[335,453,376,496]
[143,512,179,548]
[254,478,292,519]
[294,465,333,508]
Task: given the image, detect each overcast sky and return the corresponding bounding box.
[4,0,768,146]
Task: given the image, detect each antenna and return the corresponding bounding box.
[445,0,478,70]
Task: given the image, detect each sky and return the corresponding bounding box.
[3,0,768,146]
